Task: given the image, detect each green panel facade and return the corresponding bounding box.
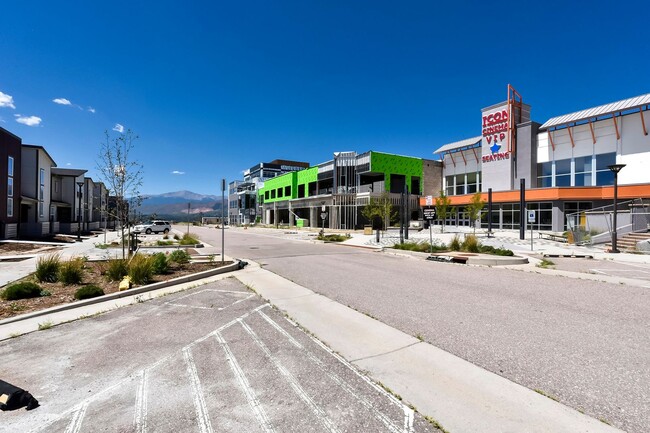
[258,172,297,203]
[370,151,423,193]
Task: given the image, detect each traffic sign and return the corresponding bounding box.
[425,195,433,206]
[527,210,536,223]
[423,208,437,220]
[320,212,328,220]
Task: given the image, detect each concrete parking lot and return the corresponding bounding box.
[1,277,437,433]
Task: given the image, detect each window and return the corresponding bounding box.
[8,156,14,176]
[555,158,571,187]
[40,168,45,185]
[445,175,454,196]
[595,152,616,186]
[284,186,291,197]
[455,174,465,195]
[537,162,553,187]
[265,191,269,200]
[7,178,13,197]
[271,190,276,199]
[574,155,593,187]
[7,198,13,217]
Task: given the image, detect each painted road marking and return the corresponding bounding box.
[165,289,254,310]
[216,332,276,433]
[63,401,88,433]
[134,370,149,433]
[239,318,342,433]
[184,347,214,433]
[259,310,405,433]
[282,314,417,432]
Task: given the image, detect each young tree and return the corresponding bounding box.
[435,191,452,233]
[466,192,486,233]
[96,129,144,258]
[361,191,397,231]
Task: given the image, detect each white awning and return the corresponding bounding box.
[434,136,482,154]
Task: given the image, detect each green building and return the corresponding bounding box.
[258,151,441,229]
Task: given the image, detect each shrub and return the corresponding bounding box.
[179,233,200,245]
[156,240,174,246]
[35,254,61,283]
[150,253,169,274]
[74,285,105,300]
[461,234,480,253]
[1,282,43,301]
[128,254,153,285]
[168,249,191,265]
[317,234,347,242]
[58,258,85,285]
[105,259,129,281]
[173,234,180,240]
[449,235,462,251]
[478,245,514,256]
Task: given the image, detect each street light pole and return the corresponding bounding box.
[187,202,191,235]
[608,164,626,253]
[76,181,84,242]
[221,178,226,264]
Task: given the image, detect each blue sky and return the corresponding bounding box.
[1,1,648,195]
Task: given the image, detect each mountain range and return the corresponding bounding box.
[137,190,225,219]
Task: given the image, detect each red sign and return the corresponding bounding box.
[482,109,508,136]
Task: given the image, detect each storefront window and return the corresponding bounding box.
[537,162,552,187]
[455,174,465,195]
[445,175,454,196]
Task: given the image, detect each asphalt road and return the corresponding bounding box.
[1,278,438,433]
[193,226,650,433]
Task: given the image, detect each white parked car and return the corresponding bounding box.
[133,220,171,234]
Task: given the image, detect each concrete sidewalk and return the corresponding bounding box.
[235,261,622,433]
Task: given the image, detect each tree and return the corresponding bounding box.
[361,191,397,231]
[96,129,144,258]
[465,192,486,233]
[435,190,452,233]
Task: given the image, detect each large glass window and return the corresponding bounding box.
[537,162,553,187]
[555,158,571,187]
[454,174,465,195]
[466,172,478,194]
[574,155,593,186]
[8,156,14,176]
[595,153,616,186]
[445,175,454,196]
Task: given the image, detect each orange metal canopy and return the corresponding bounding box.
[420,184,650,207]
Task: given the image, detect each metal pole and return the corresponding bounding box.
[519,179,525,240]
[77,182,83,242]
[222,178,225,263]
[405,183,409,241]
[487,188,493,237]
[429,223,433,254]
[612,172,619,253]
[187,202,190,235]
[399,188,404,244]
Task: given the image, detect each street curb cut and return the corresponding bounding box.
[0,261,240,327]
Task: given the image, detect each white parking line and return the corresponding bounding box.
[31,305,269,433]
[259,310,405,433]
[239,318,342,433]
[63,401,88,433]
[216,332,275,433]
[281,315,416,433]
[183,347,214,433]
[134,370,149,433]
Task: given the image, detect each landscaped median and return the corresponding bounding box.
[389,234,529,266]
[0,251,244,326]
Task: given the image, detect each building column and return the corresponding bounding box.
[289,203,295,227]
[309,206,317,228]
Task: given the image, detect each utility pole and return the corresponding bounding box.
[221,178,226,263]
[187,202,191,235]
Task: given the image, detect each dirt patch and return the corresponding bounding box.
[0,242,61,256]
[0,260,234,320]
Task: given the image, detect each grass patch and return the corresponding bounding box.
[317,234,349,242]
[461,234,480,253]
[156,240,175,246]
[105,258,129,281]
[536,258,556,268]
[128,253,153,285]
[38,320,53,330]
[534,388,559,402]
[478,245,514,256]
[58,257,85,285]
[35,254,61,283]
[392,241,447,253]
[74,284,105,300]
[179,233,200,245]
[449,235,462,251]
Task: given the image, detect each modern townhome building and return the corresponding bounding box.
[51,167,88,235]
[89,180,109,232]
[259,151,442,230]
[1,127,22,239]
[20,145,57,237]
[426,86,650,235]
[228,159,309,225]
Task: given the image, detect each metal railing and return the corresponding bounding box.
[566,198,650,246]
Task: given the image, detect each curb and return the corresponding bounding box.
[543,253,594,259]
[0,261,241,327]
